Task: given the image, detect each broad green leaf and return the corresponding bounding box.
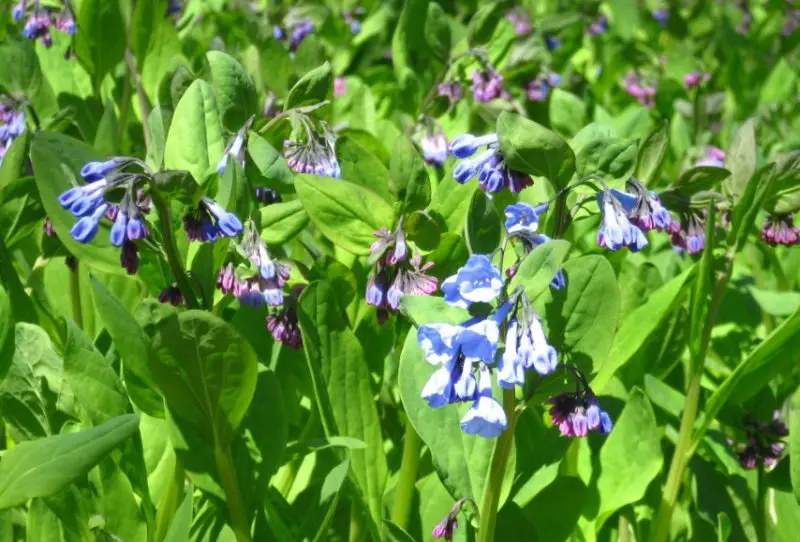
[141,20,185,103]
[30,132,126,274]
[260,200,309,244]
[0,323,74,441]
[522,476,587,542]
[697,305,800,443]
[336,136,392,202]
[25,499,61,542]
[497,112,576,188]
[0,126,30,192]
[722,119,756,202]
[131,0,168,63]
[163,481,193,542]
[384,520,417,542]
[392,0,430,78]
[206,51,257,131]
[297,282,388,538]
[430,174,478,234]
[790,387,800,504]
[465,191,502,254]
[592,266,694,392]
[150,310,258,445]
[259,39,291,98]
[399,295,470,327]
[98,457,148,542]
[0,234,36,324]
[508,240,571,303]
[748,287,800,317]
[576,137,638,180]
[0,40,56,118]
[241,370,288,483]
[73,0,126,87]
[424,2,451,62]
[390,136,431,214]
[541,256,619,374]
[759,58,797,107]
[0,414,140,509]
[397,330,515,510]
[730,164,777,251]
[549,89,586,137]
[0,287,14,381]
[90,276,164,418]
[636,122,669,186]
[295,174,395,255]
[669,166,731,197]
[595,388,662,529]
[608,0,641,40]
[246,131,294,189]
[467,4,504,44]
[333,77,377,134]
[164,79,225,187]
[63,319,128,425]
[285,62,332,110]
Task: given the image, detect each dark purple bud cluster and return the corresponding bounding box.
[624,71,657,108]
[437,81,464,104]
[547,368,612,438]
[733,412,788,469]
[158,284,183,306]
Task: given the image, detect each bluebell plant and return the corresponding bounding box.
[548,367,613,437]
[273,11,315,51]
[183,197,244,242]
[0,96,26,167]
[414,118,448,168]
[449,133,533,194]
[761,214,799,246]
[343,6,365,34]
[283,117,341,178]
[732,411,788,470]
[216,124,248,176]
[526,72,561,102]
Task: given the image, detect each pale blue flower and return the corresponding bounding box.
[460,365,507,438]
[441,255,504,309]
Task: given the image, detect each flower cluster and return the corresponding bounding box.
[733,412,788,469]
[432,498,475,542]
[343,6,365,34]
[761,214,799,246]
[158,284,183,306]
[586,14,609,36]
[274,15,314,51]
[13,1,75,47]
[470,70,504,103]
[784,7,800,37]
[283,122,341,178]
[526,72,561,102]
[548,382,613,437]
[366,225,438,323]
[506,7,532,36]
[684,71,710,90]
[183,197,244,242]
[623,71,657,108]
[449,133,533,195]
[670,211,707,255]
[696,146,726,168]
[58,158,157,274]
[0,97,25,167]
[436,81,464,104]
[735,0,752,34]
[266,286,304,349]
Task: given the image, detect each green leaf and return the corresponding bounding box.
[63,319,128,425]
[390,136,431,214]
[592,266,694,392]
[131,0,168,63]
[790,388,800,504]
[163,481,193,542]
[259,39,291,99]
[722,119,757,202]
[259,200,309,244]
[397,330,515,510]
[636,122,669,185]
[0,130,31,192]
[508,240,571,303]
[332,77,377,134]
[522,476,587,542]
[0,234,36,325]
[98,457,148,542]
[399,295,470,327]
[295,174,395,255]
[141,19,185,103]
[0,414,140,510]
[73,0,126,87]
[465,191,502,254]
[297,282,388,539]
[697,305,800,442]
[246,131,294,190]
[90,276,164,418]
[30,132,126,274]
[430,174,478,234]
[164,79,225,188]
[730,164,777,252]
[608,0,641,41]
[424,2,451,62]
[150,311,258,445]
[541,256,619,374]
[206,51,258,131]
[285,62,332,110]
[674,166,731,192]
[0,40,56,118]
[336,136,392,202]
[549,89,586,138]
[497,112,576,188]
[384,520,417,542]
[748,287,800,317]
[595,388,663,529]
[467,4,504,44]
[759,58,797,107]
[0,287,14,382]
[575,137,638,180]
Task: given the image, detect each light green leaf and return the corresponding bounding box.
[285,62,332,110]
[399,295,470,327]
[748,287,800,317]
[295,174,395,255]
[73,0,126,87]
[549,89,586,138]
[430,174,478,234]
[259,200,309,245]
[390,136,431,214]
[509,240,571,303]
[576,137,638,180]
[163,481,193,542]
[336,136,392,202]
[246,131,294,190]
[0,414,140,509]
[206,51,257,131]
[723,119,756,202]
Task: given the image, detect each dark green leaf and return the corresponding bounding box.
[575,137,638,180]
[336,136,392,202]
[424,3,451,62]
[73,0,126,87]
[722,119,757,202]
[508,240,571,303]
[0,287,13,382]
[390,136,430,214]
[465,191,502,254]
[636,122,669,186]
[206,51,258,131]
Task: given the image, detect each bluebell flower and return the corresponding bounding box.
[504,202,548,238]
[460,365,507,438]
[450,133,532,194]
[441,254,504,309]
[550,270,566,290]
[623,179,675,232]
[518,313,558,375]
[81,159,121,182]
[419,131,448,168]
[70,203,108,243]
[283,129,341,178]
[217,131,246,176]
[497,319,526,388]
[12,2,26,21]
[549,390,613,437]
[449,133,499,159]
[273,25,285,40]
[183,197,244,242]
[110,211,128,247]
[653,9,669,27]
[596,190,648,252]
[544,33,561,50]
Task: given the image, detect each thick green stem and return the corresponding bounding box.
[756,464,767,542]
[552,191,570,238]
[277,408,319,497]
[215,443,252,542]
[151,456,184,542]
[150,191,199,309]
[476,388,518,542]
[69,260,83,329]
[390,422,422,530]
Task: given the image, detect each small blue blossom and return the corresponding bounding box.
[183,197,244,242]
[597,190,648,252]
[545,33,562,50]
[70,203,108,244]
[449,133,499,159]
[273,25,285,40]
[441,254,504,309]
[110,211,128,247]
[12,2,25,21]
[80,159,121,182]
[217,131,246,176]
[504,202,548,238]
[460,365,507,438]
[450,133,532,194]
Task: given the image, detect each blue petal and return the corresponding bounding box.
[460,397,507,438]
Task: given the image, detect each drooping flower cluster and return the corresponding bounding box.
[343,6,365,34]
[436,81,464,105]
[732,411,788,469]
[283,121,341,178]
[670,211,707,255]
[414,120,448,168]
[0,97,26,167]
[506,7,532,36]
[255,187,281,206]
[623,71,657,108]
[696,146,726,168]
[449,133,533,194]
[273,14,314,51]
[266,285,304,349]
[596,189,649,252]
[735,0,752,34]
[548,369,613,437]
[366,225,438,323]
[586,14,609,36]
[432,498,475,542]
[470,70,505,103]
[158,284,183,306]
[13,1,75,47]
[526,72,561,102]
[761,214,799,246]
[684,71,710,90]
[183,197,244,242]
[58,158,157,274]
[503,202,566,290]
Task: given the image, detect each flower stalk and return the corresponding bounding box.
[390,421,422,530]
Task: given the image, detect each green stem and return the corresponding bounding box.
[150,190,200,309]
[390,422,422,530]
[311,491,341,542]
[552,190,570,238]
[277,408,319,497]
[69,260,83,329]
[756,464,767,542]
[215,443,252,542]
[349,505,364,542]
[151,456,184,542]
[476,388,518,542]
